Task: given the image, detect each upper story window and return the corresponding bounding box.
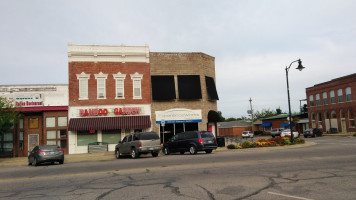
[346,87,352,101]
[76,72,90,100]
[130,72,143,99]
[309,95,314,106]
[323,92,327,105]
[338,89,343,103]
[113,72,126,99]
[316,94,320,106]
[94,72,108,99]
[330,90,335,104]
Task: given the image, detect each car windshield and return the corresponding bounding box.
[283,129,291,132]
[242,131,249,134]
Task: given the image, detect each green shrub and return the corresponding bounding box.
[284,138,291,145]
[242,140,254,148]
[227,144,237,149]
[293,138,305,144]
[353,133,356,137]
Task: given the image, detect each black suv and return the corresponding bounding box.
[163,131,218,155]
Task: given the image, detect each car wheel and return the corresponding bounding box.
[189,145,197,155]
[152,152,158,157]
[28,158,32,166]
[34,158,39,166]
[131,148,138,159]
[313,133,316,137]
[180,151,185,155]
[59,160,64,165]
[51,162,54,165]
[163,147,170,155]
[205,149,212,154]
[115,149,121,159]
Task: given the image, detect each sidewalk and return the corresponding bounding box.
[0,142,316,167]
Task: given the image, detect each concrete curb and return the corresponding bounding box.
[0,141,316,167]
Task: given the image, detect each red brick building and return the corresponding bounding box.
[306,73,356,133]
[67,44,152,154]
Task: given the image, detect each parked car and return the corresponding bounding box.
[115,132,161,159]
[271,128,284,138]
[303,128,323,138]
[28,145,64,166]
[163,131,217,155]
[242,131,254,138]
[281,129,299,138]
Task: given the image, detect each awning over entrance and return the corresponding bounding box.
[208,110,221,122]
[280,122,295,127]
[261,122,272,127]
[68,115,151,131]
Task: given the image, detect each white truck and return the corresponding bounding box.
[115,132,161,159]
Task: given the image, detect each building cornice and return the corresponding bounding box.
[68,43,149,63]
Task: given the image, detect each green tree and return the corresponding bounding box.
[217,111,225,122]
[253,108,277,120]
[0,97,18,134]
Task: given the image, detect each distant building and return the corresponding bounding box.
[0,84,68,157]
[306,73,356,133]
[261,113,308,134]
[218,120,252,136]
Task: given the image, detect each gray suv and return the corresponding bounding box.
[271,128,284,138]
[115,132,161,159]
[163,131,217,155]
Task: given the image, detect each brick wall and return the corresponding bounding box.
[149,52,218,133]
[306,73,356,133]
[68,62,151,106]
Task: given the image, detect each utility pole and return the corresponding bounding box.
[249,98,254,133]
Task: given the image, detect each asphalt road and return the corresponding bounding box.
[1,136,356,200]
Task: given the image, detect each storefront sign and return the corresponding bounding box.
[14,94,43,107]
[79,107,142,117]
[156,108,202,124]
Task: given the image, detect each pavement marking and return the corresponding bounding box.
[0,157,303,183]
[268,192,314,200]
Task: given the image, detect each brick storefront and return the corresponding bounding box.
[306,73,356,133]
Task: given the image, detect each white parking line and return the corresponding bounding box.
[268,192,314,200]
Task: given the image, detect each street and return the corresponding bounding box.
[1,136,356,200]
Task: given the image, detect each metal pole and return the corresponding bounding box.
[286,67,294,143]
[249,98,254,133]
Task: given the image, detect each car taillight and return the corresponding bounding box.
[58,149,64,153]
[199,138,203,144]
[38,150,46,155]
[138,141,142,147]
[310,131,313,133]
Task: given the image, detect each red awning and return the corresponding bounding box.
[68,115,151,131]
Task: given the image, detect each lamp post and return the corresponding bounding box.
[285,59,305,143]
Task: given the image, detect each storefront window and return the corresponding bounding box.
[46,117,56,128]
[58,117,67,127]
[19,132,24,151]
[19,119,24,129]
[77,131,97,146]
[29,118,39,129]
[46,130,67,148]
[349,109,355,128]
[102,130,121,144]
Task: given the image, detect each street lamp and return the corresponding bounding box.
[285,59,305,143]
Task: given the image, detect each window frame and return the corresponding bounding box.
[338,89,343,103]
[76,72,90,100]
[316,94,320,106]
[113,72,126,99]
[330,90,335,104]
[130,72,143,99]
[309,95,314,107]
[323,92,328,105]
[94,72,108,99]
[346,87,352,102]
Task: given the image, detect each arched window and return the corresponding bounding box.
[309,95,314,106]
[324,111,329,119]
[323,92,328,105]
[338,89,344,103]
[330,90,335,104]
[331,110,337,119]
[346,87,352,102]
[316,94,321,106]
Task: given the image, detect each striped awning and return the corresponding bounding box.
[68,115,151,131]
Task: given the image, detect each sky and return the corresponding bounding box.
[1,0,355,118]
